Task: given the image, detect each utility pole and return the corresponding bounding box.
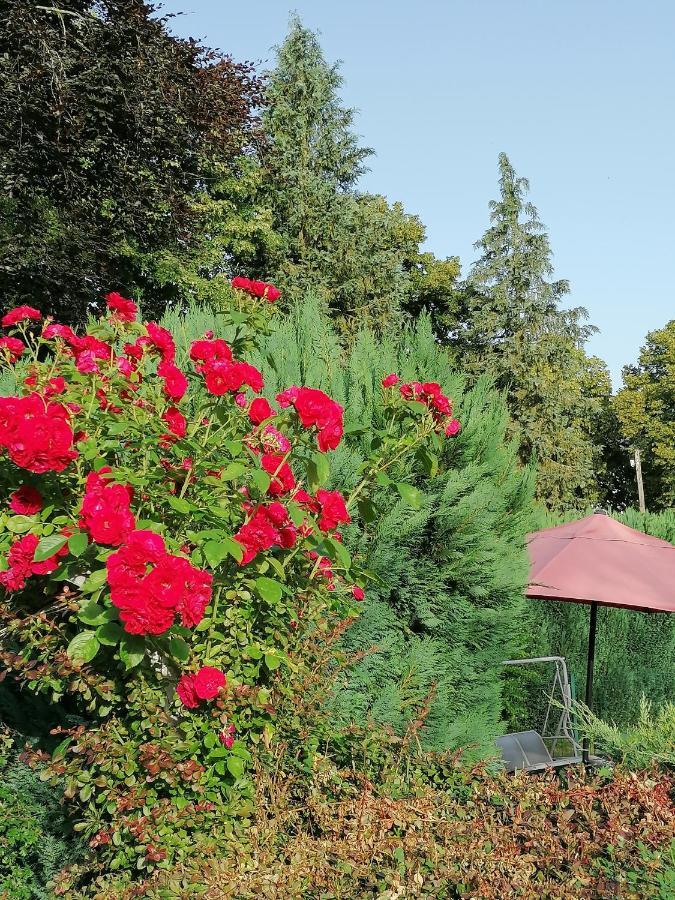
[633,448,646,513]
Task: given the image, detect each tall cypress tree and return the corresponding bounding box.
[462,153,602,510]
[259,18,429,334]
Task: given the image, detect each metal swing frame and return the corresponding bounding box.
[497,656,583,773]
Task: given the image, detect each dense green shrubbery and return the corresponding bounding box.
[574,697,675,770]
[0,729,84,899]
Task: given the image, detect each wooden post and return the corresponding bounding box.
[634,449,646,513]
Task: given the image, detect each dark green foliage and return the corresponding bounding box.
[0,0,262,323]
[0,732,84,899]
[460,153,605,511]
[256,18,434,334]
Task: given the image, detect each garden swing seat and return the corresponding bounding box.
[496,730,582,773]
[497,656,585,773]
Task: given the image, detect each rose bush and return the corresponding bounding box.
[0,280,460,878]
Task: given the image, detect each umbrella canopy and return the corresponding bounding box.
[525,511,675,764]
[527,512,675,613]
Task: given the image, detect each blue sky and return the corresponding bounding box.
[161,0,675,388]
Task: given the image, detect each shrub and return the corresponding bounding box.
[574,697,675,769]
[0,283,464,882]
[0,728,84,899]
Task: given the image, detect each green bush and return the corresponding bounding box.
[0,730,83,899]
[574,697,675,769]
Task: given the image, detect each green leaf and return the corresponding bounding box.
[169,636,190,661]
[52,737,72,759]
[255,577,283,603]
[119,635,145,670]
[357,498,378,523]
[264,652,282,671]
[326,537,351,571]
[226,755,245,779]
[6,515,35,534]
[396,483,424,509]
[405,400,428,415]
[33,534,68,562]
[167,496,192,514]
[219,462,246,481]
[96,622,123,646]
[416,447,439,478]
[68,531,89,557]
[67,631,100,664]
[224,441,243,457]
[306,453,330,492]
[81,568,108,593]
[78,600,109,626]
[203,536,243,567]
[375,471,392,487]
[250,469,271,494]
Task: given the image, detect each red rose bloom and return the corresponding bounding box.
[157,361,188,402]
[176,674,200,709]
[280,386,344,452]
[0,532,68,593]
[194,666,226,699]
[162,406,187,439]
[248,397,275,425]
[76,350,100,375]
[202,360,263,396]
[445,418,461,437]
[234,503,296,565]
[80,469,135,546]
[261,453,295,496]
[45,376,67,397]
[0,337,26,363]
[315,489,351,532]
[42,323,78,344]
[145,322,175,362]
[107,530,212,636]
[105,292,137,322]
[0,393,77,474]
[351,585,365,601]
[2,306,41,328]
[231,276,281,302]
[189,338,232,368]
[9,485,43,515]
[381,373,399,388]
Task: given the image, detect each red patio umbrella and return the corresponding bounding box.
[527,510,675,762]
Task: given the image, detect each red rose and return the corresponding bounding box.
[351,585,365,601]
[76,350,100,374]
[234,502,295,565]
[445,418,461,437]
[315,489,351,532]
[231,276,281,303]
[105,292,137,322]
[42,323,78,344]
[281,386,344,452]
[260,425,290,453]
[0,532,67,593]
[2,306,41,328]
[145,322,175,362]
[248,397,275,425]
[80,469,135,546]
[189,338,232,367]
[219,724,235,749]
[176,674,200,709]
[381,373,399,388]
[162,406,187,439]
[157,361,188,402]
[202,360,263,396]
[9,485,43,515]
[194,666,226,700]
[261,453,295,496]
[0,394,77,474]
[0,336,25,363]
[73,335,111,360]
[45,376,66,397]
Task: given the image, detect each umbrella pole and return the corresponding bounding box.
[582,601,598,765]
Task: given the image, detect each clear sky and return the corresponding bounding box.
[160,0,675,388]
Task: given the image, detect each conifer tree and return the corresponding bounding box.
[258,18,430,334]
[462,154,602,510]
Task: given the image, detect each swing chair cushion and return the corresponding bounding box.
[497,730,581,773]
